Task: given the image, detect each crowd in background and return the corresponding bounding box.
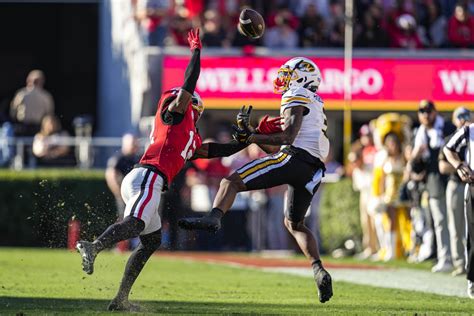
[348,102,472,277]
[133,0,474,49]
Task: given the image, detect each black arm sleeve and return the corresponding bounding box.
[207,141,248,158]
[182,49,201,95]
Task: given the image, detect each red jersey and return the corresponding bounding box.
[140,89,202,185]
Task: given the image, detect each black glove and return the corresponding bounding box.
[236,105,255,133]
[232,124,253,144]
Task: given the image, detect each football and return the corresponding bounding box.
[238,8,265,39]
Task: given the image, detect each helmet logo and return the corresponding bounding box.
[296,61,315,72]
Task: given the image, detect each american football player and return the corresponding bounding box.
[75,29,270,311]
[178,57,333,303]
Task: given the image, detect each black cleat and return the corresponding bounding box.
[315,268,333,303]
[76,240,97,275]
[178,216,221,232]
[108,298,140,312]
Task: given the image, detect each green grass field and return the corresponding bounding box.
[0,248,472,315]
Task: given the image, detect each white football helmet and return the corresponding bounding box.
[273,57,322,94]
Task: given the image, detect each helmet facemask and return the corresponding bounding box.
[273,66,293,94]
[191,92,204,123]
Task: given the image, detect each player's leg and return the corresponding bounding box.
[178,151,291,231]
[283,184,333,303]
[77,168,160,274]
[108,229,162,311]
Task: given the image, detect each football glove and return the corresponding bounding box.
[232,124,253,144]
[187,28,202,51]
[236,105,255,132]
[256,115,283,134]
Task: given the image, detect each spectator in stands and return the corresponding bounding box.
[448,2,474,47]
[418,1,448,47]
[105,133,140,251]
[411,100,455,273]
[264,8,299,48]
[327,1,345,47]
[168,8,193,46]
[10,70,54,136]
[201,9,230,47]
[32,115,73,166]
[298,3,328,47]
[356,3,389,47]
[390,14,424,48]
[291,0,330,18]
[133,0,171,46]
[439,107,471,277]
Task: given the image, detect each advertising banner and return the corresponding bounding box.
[163,56,474,111]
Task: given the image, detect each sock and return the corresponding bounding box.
[94,216,145,251]
[115,230,161,301]
[312,259,324,274]
[208,208,224,220]
[115,244,153,300]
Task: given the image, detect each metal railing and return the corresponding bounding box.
[1,136,147,170]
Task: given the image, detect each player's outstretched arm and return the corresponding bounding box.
[168,28,202,114]
[192,141,248,159]
[234,106,304,146]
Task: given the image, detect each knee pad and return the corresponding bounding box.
[139,229,162,252]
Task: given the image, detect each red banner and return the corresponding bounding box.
[162,56,474,111]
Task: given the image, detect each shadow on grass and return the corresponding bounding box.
[0,296,320,315]
[2,296,472,315]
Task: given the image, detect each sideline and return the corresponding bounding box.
[160,252,468,298]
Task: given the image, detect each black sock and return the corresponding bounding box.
[94,216,145,251]
[312,259,324,274]
[208,208,224,220]
[115,230,161,300]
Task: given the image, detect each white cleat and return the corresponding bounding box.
[76,240,97,275]
[468,281,474,299]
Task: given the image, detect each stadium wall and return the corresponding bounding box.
[0,170,359,251]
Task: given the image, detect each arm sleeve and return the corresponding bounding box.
[207,141,248,158]
[182,49,201,95]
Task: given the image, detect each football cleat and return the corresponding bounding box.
[314,268,333,303]
[108,298,141,312]
[76,240,98,275]
[178,216,221,233]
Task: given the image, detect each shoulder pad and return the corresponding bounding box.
[281,87,312,109]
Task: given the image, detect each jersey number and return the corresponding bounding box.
[181,131,196,160]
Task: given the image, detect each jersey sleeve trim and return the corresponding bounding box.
[282,96,311,104]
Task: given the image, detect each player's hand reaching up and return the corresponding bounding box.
[257,115,283,134]
[237,105,255,132]
[187,28,202,51]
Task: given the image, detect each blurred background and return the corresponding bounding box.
[0,0,473,275]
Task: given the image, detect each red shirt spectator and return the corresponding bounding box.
[390,14,423,49]
[448,4,474,48]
